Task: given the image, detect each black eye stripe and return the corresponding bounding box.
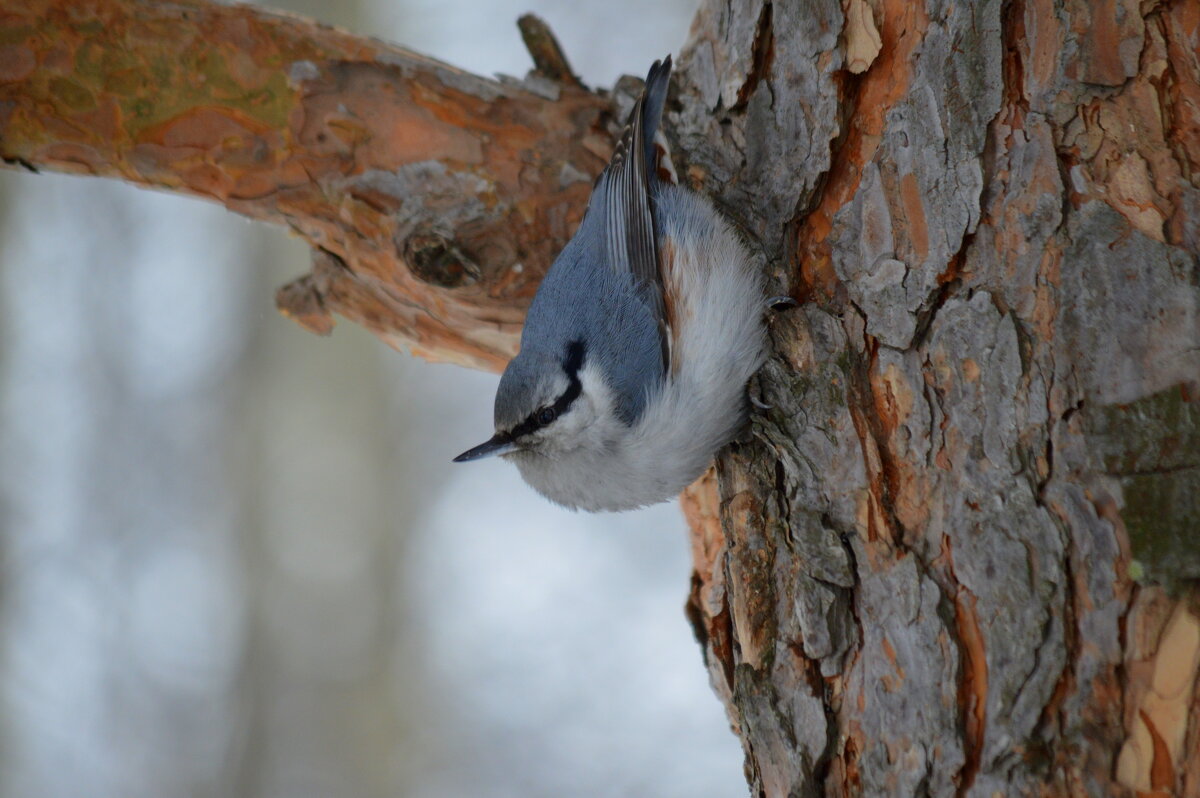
[508,340,587,439]
[563,340,585,375]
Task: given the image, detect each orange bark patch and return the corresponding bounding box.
[1108,152,1166,241]
[867,359,930,534]
[1141,709,1175,790]
[850,423,894,547]
[898,172,929,262]
[1026,0,1063,95]
[294,65,490,172]
[1071,0,1137,86]
[1162,2,1200,176]
[962,358,980,383]
[1064,5,1199,248]
[681,469,724,584]
[840,727,864,794]
[955,589,988,757]
[728,527,775,668]
[942,534,988,792]
[1117,601,1200,793]
[1029,244,1061,341]
[680,469,737,699]
[0,44,35,82]
[794,0,930,300]
[879,636,906,692]
[871,361,915,433]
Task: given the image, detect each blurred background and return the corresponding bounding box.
[0,1,750,796]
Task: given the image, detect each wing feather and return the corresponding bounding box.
[601,56,672,369]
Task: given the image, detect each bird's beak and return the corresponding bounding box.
[453,432,518,462]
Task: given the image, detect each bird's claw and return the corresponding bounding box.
[748,391,773,411]
[765,295,798,310]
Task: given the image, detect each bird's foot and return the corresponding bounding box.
[747,373,773,412]
[748,392,773,411]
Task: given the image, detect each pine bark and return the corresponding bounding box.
[0,0,614,370]
[3,0,1200,795]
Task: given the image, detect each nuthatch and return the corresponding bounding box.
[454,57,766,511]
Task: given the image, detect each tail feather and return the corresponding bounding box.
[639,56,672,170]
[599,56,674,369]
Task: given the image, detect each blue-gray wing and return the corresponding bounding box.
[599,56,672,369]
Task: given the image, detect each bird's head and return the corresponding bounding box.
[453,340,612,462]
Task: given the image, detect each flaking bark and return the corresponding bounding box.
[3,0,1200,795]
[679,0,1200,794]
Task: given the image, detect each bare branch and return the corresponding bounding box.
[0,0,616,370]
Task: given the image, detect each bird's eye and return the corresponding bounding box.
[537,407,557,425]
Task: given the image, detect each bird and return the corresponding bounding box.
[453,56,766,512]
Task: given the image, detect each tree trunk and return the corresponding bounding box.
[678,0,1200,794]
[3,0,1199,795]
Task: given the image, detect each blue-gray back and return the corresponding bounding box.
[517,224,664,424]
